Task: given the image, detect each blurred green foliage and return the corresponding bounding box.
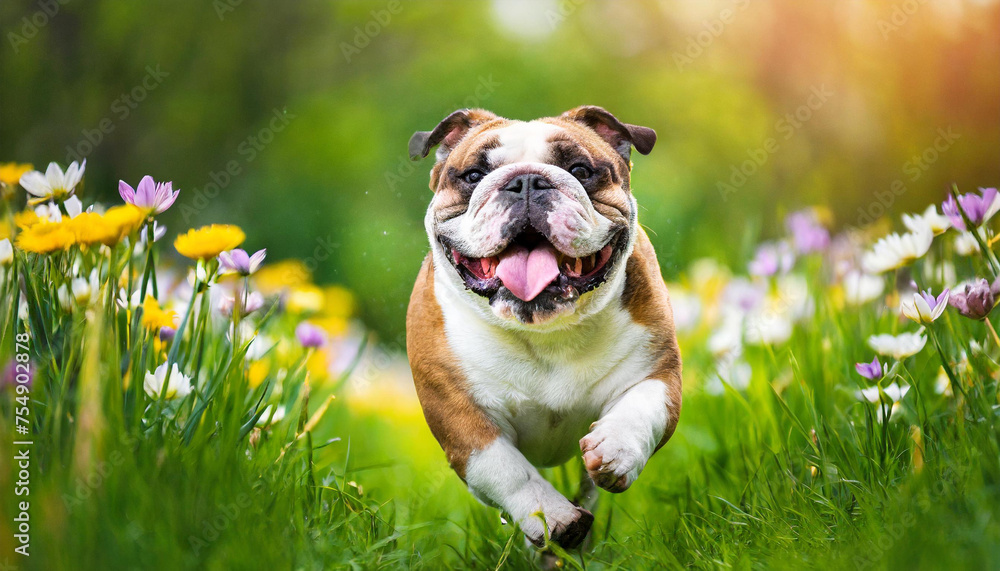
[3,0,998,340]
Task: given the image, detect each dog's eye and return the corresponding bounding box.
[569,164,593,181]
[461,170,485,185]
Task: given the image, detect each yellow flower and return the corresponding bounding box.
[15,221,75,254]
[286,284,324,314]
[101,205,146,242]
[306,350,329,382]
[14,210,40,230]
[67,212,118,247]
[247,360,270,388]
[311,316,349,336]
[0,163,32,186]
[141,296,178,330]
[174,224,245,260]
[253,259,311,294]
[323,285,355,319]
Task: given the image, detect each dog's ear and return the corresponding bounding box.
[560,105,656,161]
[409,109,498,161]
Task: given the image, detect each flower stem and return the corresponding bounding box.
[927,325,974,417]
[951,186,1000,279]
[986,316,1000,349]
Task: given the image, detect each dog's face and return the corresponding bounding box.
[410,106,656,328]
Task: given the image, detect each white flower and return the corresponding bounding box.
[861,227,933,274]
[64,195,84,218]
[902,204,951,236]
[76,270,99,303]
[935,368,952,396]
[144,362,193,399]
[857,383,910,422]
[708,313,744,355]
[19,160,86,203]
[59,270,100,309]
[954,230,984,256]
[0,238,12,266]
[34,202,63,223]
[843,271,884,305]
[900,289,950,324]
[867,330,927,359]
[256,404,287,426]
[117,288,142,310]
[776,274,813,321]
[668,287,701,333]
[744,303,793,346]
[711,357,752,394]
[57,285,72,310]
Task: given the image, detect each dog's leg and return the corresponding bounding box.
[465,438,593,548]
[579,378,674,492]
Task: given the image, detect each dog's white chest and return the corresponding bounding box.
[438,284,654,466]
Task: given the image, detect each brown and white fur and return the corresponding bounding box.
[405,106,682,549]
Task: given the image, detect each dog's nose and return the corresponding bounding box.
[503,173,553,193]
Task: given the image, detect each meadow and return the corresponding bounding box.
[2,2,999,568]
[1,159,998,570]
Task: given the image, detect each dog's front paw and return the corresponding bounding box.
[580,423,648,493]
[520,500,594,549]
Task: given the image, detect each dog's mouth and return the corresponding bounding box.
[440,228,624,303]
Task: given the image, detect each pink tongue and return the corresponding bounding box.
[495,243,560,301]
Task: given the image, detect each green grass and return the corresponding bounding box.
[2,192,1000,569]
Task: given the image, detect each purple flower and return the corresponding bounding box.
[942,187,998,231]
[748,242,794,277]
[159,326,176,341]
[218,248,266,276]
[119,175,179,215]
[949,278,999,320]
[855,356,885,381]
[296,322,326,348]
[785,210,830,254]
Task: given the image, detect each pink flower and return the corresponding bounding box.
[219,248,266,276]
[295,322,326,348]
[942,187,998,231]
[785,210,830,254]
[748,242,794,277]
[855,356,886,381]
[119,175,179,215]
[949,278,999,321]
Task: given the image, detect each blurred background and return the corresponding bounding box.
[3,0,998,343]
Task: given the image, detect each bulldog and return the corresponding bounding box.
[405,106,682,549]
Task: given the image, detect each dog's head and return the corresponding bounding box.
[410,106,656,329]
